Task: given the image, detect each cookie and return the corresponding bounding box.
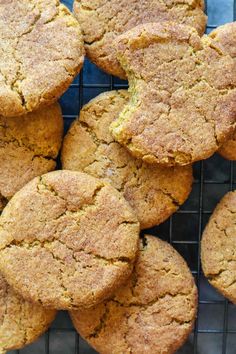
[0,0,84,117]
[74,0,206,78]
[0,170,139,310]
[208,23,236,160]
[110,22,236,166]
[0,273,56,353]
[201,191,236,303]
[0,103,63,210]
[62,90,193,229]
[70,235,197,354]
[209,22,236,59]
[218,135,236,160]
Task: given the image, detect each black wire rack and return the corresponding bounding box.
[8,0,236,353]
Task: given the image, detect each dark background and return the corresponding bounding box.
[9,0,236,353]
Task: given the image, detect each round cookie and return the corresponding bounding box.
[209,23,236,160]
[0,0,84,117]
[70,235,197,354]
[110,22,236,166]
[0,170,139,310]
[0,273,56,353]
[74,0,206,78]
[201,191,236,303]
[62,90,193,229]
[0,103,63,210]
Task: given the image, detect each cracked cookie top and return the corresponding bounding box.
[0,170,140,310]
[70,235,197,354]
[201,191,236,303]
[209,23,236,160]
[62,90,193,229]
[110,22,236,166]
[0,273,56,353]
[0,0,84,117]
[74,0,206,78]
[0,103,63,210]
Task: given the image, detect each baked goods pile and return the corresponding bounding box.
[0,1,236,353]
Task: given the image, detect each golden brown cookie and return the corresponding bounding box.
[0,103,63,210]
[210,22,236,59]
[74,0,206,78]
[0,170,139,310]
[70,235,197,354]
[0,0,84,117]
[218,132,236,160]
[209,23,236,160]
[62,90,193,229]
[110,22,236,166]
[201,191,236,303]
[0,273,56,354]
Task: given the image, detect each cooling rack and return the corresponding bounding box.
[8,0,236,353]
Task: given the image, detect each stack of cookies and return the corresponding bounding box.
[0,0,85,352]
[1,0,236,353]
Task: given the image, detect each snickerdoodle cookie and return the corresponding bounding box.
[74,0,206,78]
[0,170,139,310]
[0,273,56,354]
[62,90,193,229]
[209,23,236,160]
[0,0,84,117]
[218,135,236,161]
[201,191,236,303]
[218,131,236,161]
[70,235,197,354]
[0,103,63,210]
[110,22,236,166]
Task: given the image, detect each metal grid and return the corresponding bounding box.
[8,0,236,353]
